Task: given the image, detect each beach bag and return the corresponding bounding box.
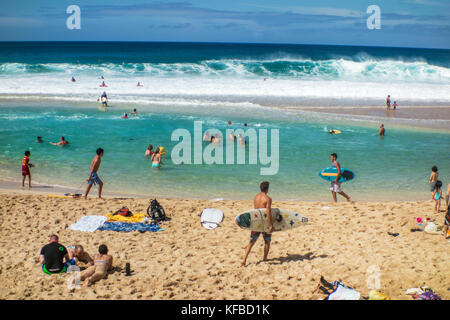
[147,199,169,222]
[113,207,133,217]
[327,282,361,300]
[417,291,441,300]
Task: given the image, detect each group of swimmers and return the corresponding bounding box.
[39,234,113,287]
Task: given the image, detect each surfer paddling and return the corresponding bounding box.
[241,181,274,267]
[330,153,351,203]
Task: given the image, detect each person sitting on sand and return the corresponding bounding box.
[429,166,439,200]
[80,245,113,287]
[241,181,274,267]
[67,245,94,265]
[36,136,43,143]
[432,180,443,214]
[50,136,69,146]
[40,235,75,274]
[85,148,104,199]
[330,153,351,203]
[145,144,154,158]
[379,124,385,136]
[22,150,34,188]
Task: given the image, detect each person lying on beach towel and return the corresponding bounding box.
[80,245,113,287]
[39,235,76,275]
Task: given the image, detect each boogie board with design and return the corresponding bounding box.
[235,208,308,233]
[318,167,355,183]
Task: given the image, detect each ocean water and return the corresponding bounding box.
[0,42,449,200]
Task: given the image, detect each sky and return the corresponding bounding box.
[0,0,449,49]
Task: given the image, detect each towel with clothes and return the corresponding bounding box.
[68,215,108,232]
[106,212,148,223]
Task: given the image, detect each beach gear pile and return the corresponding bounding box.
[68,206,164,233]
[406,286,442,300]
[317,276,361,300]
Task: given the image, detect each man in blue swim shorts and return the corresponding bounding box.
[85,148,104,199]
[241,181,274,267]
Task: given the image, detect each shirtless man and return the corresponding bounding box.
[84,148,104,199]
[378,124,385,136]
[50,136,69,146]
[330,153,351,202]
[241,181,273,267]
[80,245,113,287]
[386,95,391,110]
[67,245,94,265]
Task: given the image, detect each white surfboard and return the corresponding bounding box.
[235,208,308,233]
[201,208,224,230]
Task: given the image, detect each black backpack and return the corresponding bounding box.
[147,199,170,222]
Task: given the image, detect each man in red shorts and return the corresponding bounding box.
[22,150,34,188]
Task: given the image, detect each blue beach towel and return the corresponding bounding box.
[98,222,163,233]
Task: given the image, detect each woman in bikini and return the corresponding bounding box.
[80,245,113,287]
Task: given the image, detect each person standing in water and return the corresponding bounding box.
[85,148,104,199]
[386,95,391,110]
[151,147,162,168]
[330,153,351,202]
[50,136,69,146]
[378,124,385,136]
[241,181,274,267]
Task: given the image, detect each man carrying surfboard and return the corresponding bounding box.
[330,153,351,203]
[241,181,273,267]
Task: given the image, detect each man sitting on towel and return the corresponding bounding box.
[39,235,75,274]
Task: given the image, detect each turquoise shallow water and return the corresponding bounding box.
[1,103,449,201]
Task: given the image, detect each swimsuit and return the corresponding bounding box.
[88,171,102,185]
[250,231,271,243]
[152,163,160,168]
[22,156,30,176]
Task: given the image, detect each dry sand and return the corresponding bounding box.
[0,190,449,300]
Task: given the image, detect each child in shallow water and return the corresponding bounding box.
[429,166,439,200]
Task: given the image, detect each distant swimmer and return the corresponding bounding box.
[131,108,137,114]
[229,132,236,141]
[393,101,398,110]
[136,82,143,87]
[203,131,210,142]
[228,121,232,125]
[100,76,104,79]
[145,145,154,158]
[36,136,43,143]
[99,81,107,87]
[71,77,76,82]
[379,124,385,136]
[386,95,391,110]
[123,113,128,119]
[244,123,248,127]
[50,136,69,146]
[238,134,246,146]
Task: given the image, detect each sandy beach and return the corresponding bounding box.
[1,187,448,300]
